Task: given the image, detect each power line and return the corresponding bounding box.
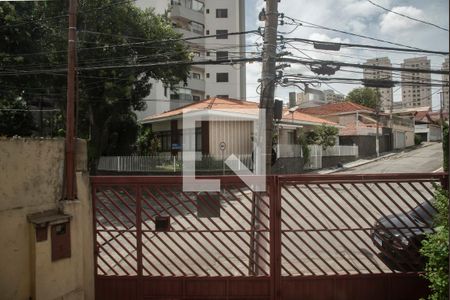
[367,0,449,32]
[284,42,447,67]
[76,29,260,52]
[0,108,60,112]
[284,37,449,55]
[0,57,262,76]
[280,57,449,75]
[285,16,427,51]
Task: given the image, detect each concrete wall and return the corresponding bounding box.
[322,156,357,168]
[272,157,304,174]
[0,138,94,300]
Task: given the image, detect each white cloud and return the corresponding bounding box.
[245,0,449,108]
[379,6,424,34]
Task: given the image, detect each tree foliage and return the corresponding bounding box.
[0,97,35,136]
[136,125,160,155]
[0,1,191,164]
[0,2,48,136]
[346,87,380,109]
[420,188,449,300]
[305,124,339,150]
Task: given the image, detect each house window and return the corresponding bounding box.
[192,72,201,80]
[196,128,202,151]
[206,73,210,78]
[217,95,229,99]
[216,9,228,18]
[216,30,228,39]
[216,51,228,60]
[206,8,209,14]
[193,95,201,102]
[190,21,204,34]
[216,72,229,82]
[206,30,210,35]
[156,131,172,152]
[164,86,168,97]
[287,131,295,144]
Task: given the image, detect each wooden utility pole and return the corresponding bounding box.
[65,0,77,200]
[375,88,380,157]
[259,0,280,174]
[250,0,279,280]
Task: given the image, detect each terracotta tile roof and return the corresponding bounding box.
[280,110,336,125]
[414,111,430,123]
[141,97,257,121]
[299,101,374,116]
[141,97,336,126]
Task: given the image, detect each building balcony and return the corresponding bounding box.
[186,77,205,92]
[170,2,204,25]
[174,27,203,40]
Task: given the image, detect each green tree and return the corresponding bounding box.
[306,124,339,150]
[420,188,448,300]
[0,97,35,136]
[136,125,160,155]
[346,87,380,109]
[0,2,52,136]
[0,1,191,166]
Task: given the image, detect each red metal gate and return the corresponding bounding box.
[91,173,446,300]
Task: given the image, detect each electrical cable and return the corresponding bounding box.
[367,0,448,32]
[284,37,449,56]
[285,16,430,51]
[280,57,448,75]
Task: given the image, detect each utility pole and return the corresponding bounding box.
[259,0,279,174]
[65,0,77,200]
[249,0,279,280]
[440,91,444,141]
[375,88,380,157]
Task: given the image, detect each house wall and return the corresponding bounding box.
[429,125,442,141]
[151,120,171,132]
[272,157,304,174]
[0,138,94,300]
[208,121,252,158]
[337,114,357,126]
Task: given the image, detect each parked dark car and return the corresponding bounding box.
[371,201,436,271]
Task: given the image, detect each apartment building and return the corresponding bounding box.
[323,89,345,103]
[400,56,432,108]
[363,57,393,112]
[135,0,246,120]
[442,57,449,112]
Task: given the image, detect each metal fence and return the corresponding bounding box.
[97,154,253,173]
[92,173,446,300]
[304,145,359,170]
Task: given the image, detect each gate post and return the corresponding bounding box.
[136,185,143,300]
[270,176,281,300]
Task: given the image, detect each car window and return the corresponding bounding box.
[410,202,436,225]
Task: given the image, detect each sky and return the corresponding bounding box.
[244,0,449,110]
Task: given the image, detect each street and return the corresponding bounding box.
[339,143,443,174]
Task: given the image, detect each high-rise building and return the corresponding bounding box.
[135,0,246,120]
[363,57,393,112]
[442,57,449,112]
[323,89,345,103]
[401,56,432,109]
